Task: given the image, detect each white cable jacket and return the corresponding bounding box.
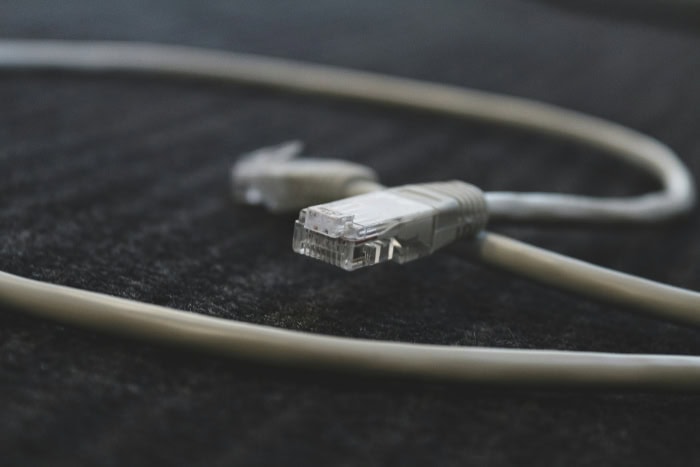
[471,233,700,327]
[0,39,694,223]
[2,270,700,390]
[1,39,700,390]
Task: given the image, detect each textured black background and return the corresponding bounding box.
[2,1,700,465]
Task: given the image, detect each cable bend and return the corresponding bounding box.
[0,39,695,223]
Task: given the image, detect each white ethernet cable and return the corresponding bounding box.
[235,142,700,325]
[2,39,700,390]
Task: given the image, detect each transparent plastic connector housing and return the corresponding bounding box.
[293,181,488,270]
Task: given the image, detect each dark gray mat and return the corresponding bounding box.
[2,1,700,465]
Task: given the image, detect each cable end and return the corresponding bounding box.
[293,182,488,270]
[231,141,379,213]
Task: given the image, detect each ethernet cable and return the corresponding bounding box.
[1,39,700,390]
[235,142,700,325]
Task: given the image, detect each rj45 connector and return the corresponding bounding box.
[293,181,488,270]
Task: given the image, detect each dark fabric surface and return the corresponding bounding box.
[537,0,700,31]
[2,1,700,465]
